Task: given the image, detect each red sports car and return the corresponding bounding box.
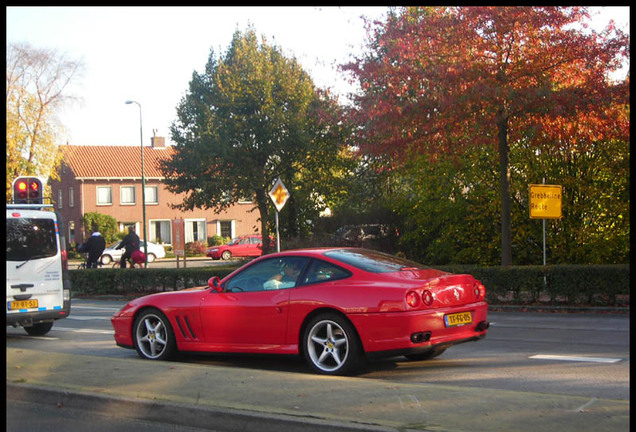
[111,248,489,375]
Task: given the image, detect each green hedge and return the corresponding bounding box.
[439,264,630,306]
[69,264,630,307]
[69,266,237,298]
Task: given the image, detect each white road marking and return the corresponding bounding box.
[529,354,621,363]
[72,305,120,311]
[53,327,114,335]
[574,397,598,412]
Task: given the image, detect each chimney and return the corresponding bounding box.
[151,129,165,148]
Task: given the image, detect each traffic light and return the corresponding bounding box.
[12,177,43,204]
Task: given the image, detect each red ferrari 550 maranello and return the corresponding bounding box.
[111,248,489,375]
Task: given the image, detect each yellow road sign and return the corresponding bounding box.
[269,178,290,212]
[529,184,562,219]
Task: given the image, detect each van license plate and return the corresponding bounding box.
[8,300,39,310]
[445,311,472,327]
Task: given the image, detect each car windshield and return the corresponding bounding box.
[6,218,58,262]
[324,249,427,273]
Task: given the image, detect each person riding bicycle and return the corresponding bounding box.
[78,226,106,268]
[116,227,140,268]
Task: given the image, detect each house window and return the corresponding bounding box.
[149,220,171,245]
[120,186,136,205]
[185,219,206,243]
[145,185,158,204]
[69,187,74,207]
[68,220,75,247]
[97,186,112,205]
[57,189,63,209]
[218,220,234,239]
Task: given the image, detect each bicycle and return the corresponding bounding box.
[77,254,103,270]
[111,255,144,269]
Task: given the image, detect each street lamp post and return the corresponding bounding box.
[125,100,148,268]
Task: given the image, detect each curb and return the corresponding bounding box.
[6,383,397,432]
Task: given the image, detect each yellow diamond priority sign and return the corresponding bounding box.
[269,178,290,212]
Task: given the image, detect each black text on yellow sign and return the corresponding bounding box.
[529,184,562,219]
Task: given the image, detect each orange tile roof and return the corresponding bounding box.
[59,145,175,179]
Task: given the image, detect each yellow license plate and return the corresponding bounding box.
[445,311,472,327]
[8,300,39,310]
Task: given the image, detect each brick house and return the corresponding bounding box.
[50,136,260,248]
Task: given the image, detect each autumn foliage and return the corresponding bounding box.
[344,6,629,264]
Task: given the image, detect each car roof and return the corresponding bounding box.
[262,247,354,258]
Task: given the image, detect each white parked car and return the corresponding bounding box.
[100,240,166,265]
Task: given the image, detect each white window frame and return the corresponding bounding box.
[120,185,136,205]
[185,218,207,243]
[148,219,172,245]
[144,185,158,205]
[216,220,235,239]
[69,187,74,208]
[96,186,113,206]
[57,189,63,209]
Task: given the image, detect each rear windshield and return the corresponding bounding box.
[6,218,58,262]
[324,249,427,273]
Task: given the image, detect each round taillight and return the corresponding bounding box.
[422,290,433,306]
[474,282,485,299]
[406,291,420,307]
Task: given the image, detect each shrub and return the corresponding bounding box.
[208,235,227,246]
[185,241,207,257]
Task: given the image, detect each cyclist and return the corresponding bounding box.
[78,226,106,269]
[116,227,140,269]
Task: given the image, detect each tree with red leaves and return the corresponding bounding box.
[345,6,629,265]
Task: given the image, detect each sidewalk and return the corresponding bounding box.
[7,347,629,432]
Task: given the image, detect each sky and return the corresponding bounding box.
[6,6,630,148]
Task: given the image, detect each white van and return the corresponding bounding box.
[6,204,71,335]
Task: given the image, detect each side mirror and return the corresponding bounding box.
[208,276,222,293]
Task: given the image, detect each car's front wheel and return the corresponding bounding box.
[302,313,362,375]
[100,255,112,265]
[221,250,232,260]
[133,309,176,361]
[147,253,156,263]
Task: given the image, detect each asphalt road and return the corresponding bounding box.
[7,399,218,432]
[6,299,630,401]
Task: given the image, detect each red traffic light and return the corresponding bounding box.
[12,177,43,204]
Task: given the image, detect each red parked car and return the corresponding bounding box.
[206,235,271,260]
[111,248,489,375]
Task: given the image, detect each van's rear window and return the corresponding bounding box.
[6,218,57,262]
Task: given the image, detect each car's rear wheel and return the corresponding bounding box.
[221,250,232,260]
[147,253,156,263]
[25,321,53,336]
[133,309,176,361]
[100,255,112,265]
[303,313,362,375]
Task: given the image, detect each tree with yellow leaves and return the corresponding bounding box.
[6,42,83,199]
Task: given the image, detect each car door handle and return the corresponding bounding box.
[275,307,283,314]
